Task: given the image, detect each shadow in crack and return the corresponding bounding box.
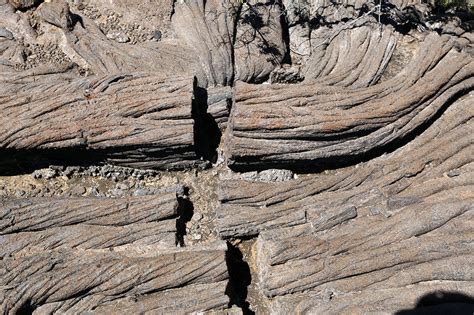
[225,242,254,315]
[176,189,194,247]
[17,302,36,315]
[193,83,222,164]
[396,291,474,315]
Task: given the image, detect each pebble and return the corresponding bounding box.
[15,190,26,197]
[43,168,58,179]
[193,213,203,221]
[50,165,65,172]
[116,34,130,43]
[32,168,58,180]
[109,188,125,197]
[106,31,130,43]
[115,183,129,191]
[133,188,151,197]
[261,169,294,182]
[447,169,461,177]
[152,30,162,41]
[63,166,78,178]
[191,233,202,240]
[240,171,258,181]
[70,185,86,196]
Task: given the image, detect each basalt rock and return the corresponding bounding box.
[172,0,239,87]
[0,69,209,171]
[257,200,473,296]
[0,243,229,313]
[218,93,473,237]
[234,0,287,83]
[0,190,183,257]
[303,21,398,87]
[225,33,473,171]
[0,0,472,313]
[270,282,474,314]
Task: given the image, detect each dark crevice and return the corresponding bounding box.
[17,301,36,315]
[176,189,193,247]
[225,242,254,315]
[170,0,177,22]
[280,1,292,65]
[69,13,84,30]
[0,148,102,176]
[395,291,474,315]
[0,145,200,176]
[193,83,222,164]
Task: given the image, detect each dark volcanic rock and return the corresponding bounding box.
[0,0,472,313]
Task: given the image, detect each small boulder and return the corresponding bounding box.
[36,0,74,30]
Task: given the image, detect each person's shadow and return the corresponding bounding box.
[396,291,474,315]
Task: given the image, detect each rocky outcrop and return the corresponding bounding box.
[303,22,397,87]
[0,167,229,314]
[257,202,473,296]
[234,0,287,83]
[284,0,431,63]
[0,243,229,314]
[0,0,472,313]
[225,33,473,170]
[0,69,209,170]
[218,91,473,312]
[172,0,239,87]
[79,281,230,315]
[218,93,473,237]
[271,282,474,314]
[0,189,183,257]
[46,4,200,79]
